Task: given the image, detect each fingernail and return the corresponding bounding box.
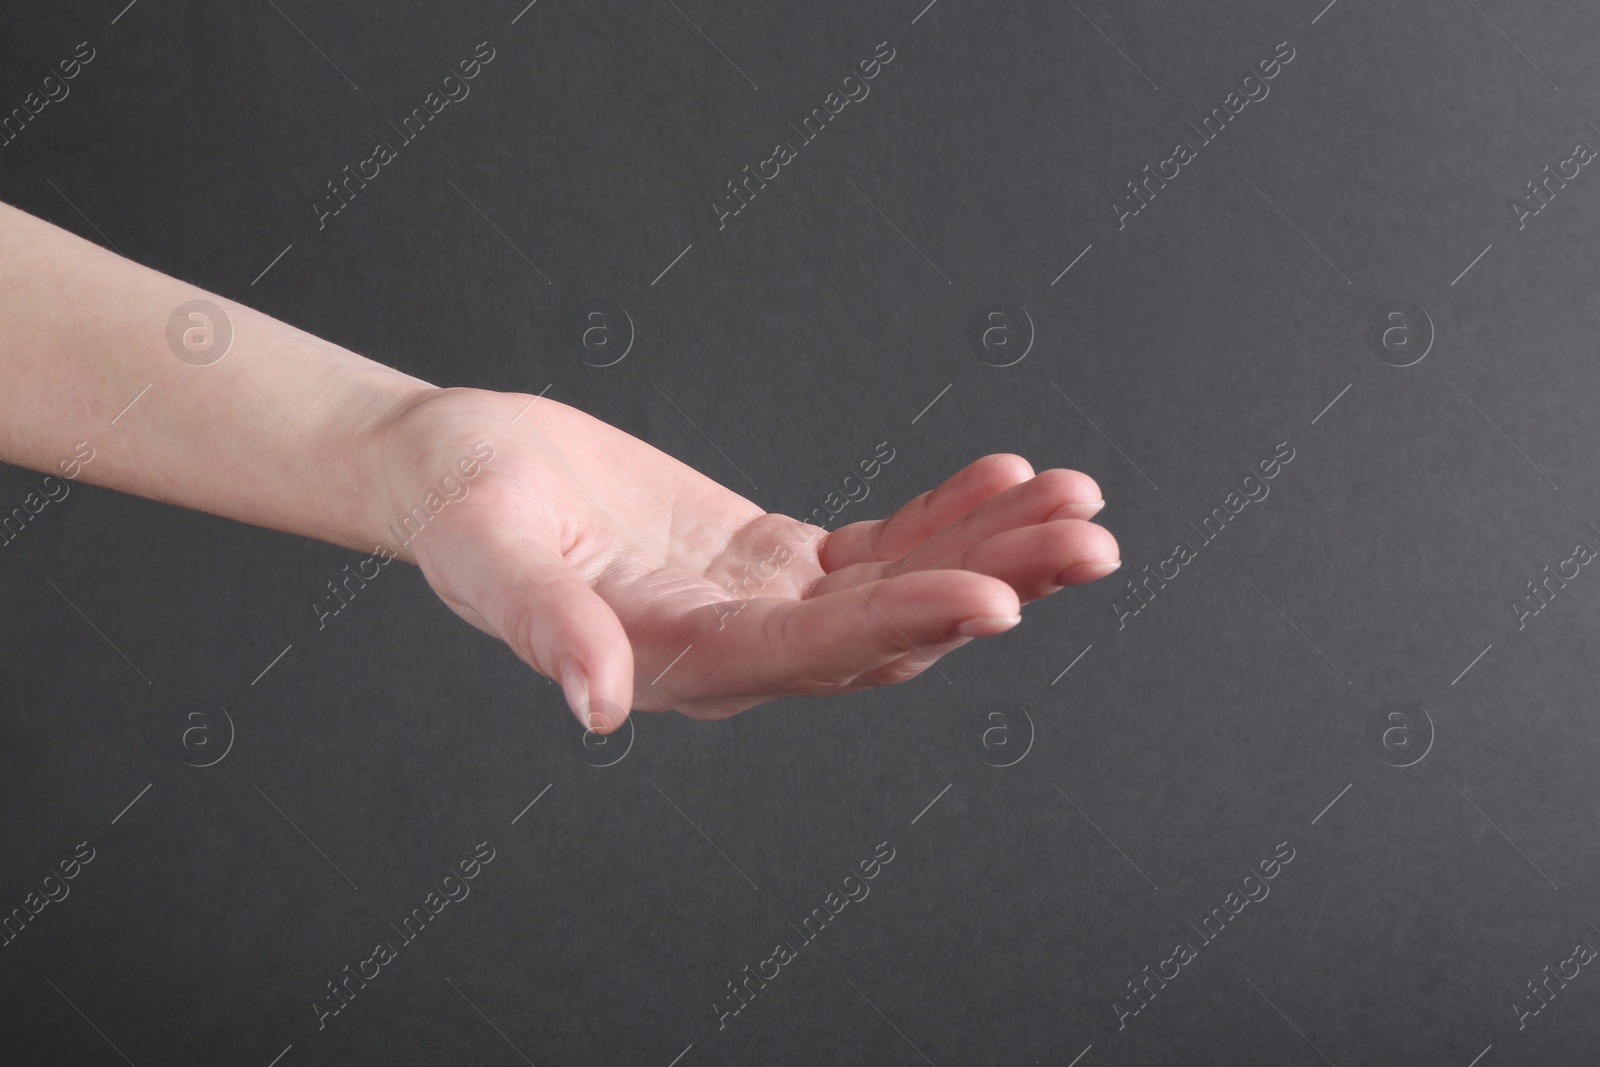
[559,656,603,732]
[1056,559,1121,585]
[1048,498,1106,522]
[956,614,1022,637]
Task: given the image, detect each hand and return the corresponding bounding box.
[371,387,1121,732]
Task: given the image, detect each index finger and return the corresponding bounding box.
[817,453,1036,572]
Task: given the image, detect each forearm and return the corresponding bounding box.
[0,200,436,555]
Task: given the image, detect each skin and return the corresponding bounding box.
[0,199,1122,733]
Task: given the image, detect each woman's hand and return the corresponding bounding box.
[0,200,1118,734]
[372,387,1121,733]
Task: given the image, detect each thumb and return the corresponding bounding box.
[453,542,635,734]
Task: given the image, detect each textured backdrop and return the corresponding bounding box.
[3,1,1599,1064]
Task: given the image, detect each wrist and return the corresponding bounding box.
[348,383,517,565]
[332,370,443,563]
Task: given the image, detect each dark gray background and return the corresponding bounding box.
[3,0,1599,1063]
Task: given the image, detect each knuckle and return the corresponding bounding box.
[759,606,853,695]
[870,657,931,687]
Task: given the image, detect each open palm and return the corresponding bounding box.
[374,387,1120,732]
